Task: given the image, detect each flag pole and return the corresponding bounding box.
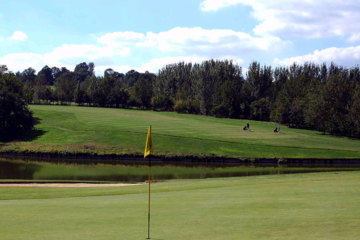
[147,154,151,239]
[144,125,152,239]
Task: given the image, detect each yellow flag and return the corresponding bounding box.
[144,126,152,158]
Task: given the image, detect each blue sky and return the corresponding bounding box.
[1,0,360,75]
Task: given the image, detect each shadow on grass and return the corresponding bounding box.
[0,117,46,143]
[19,128,46,142]
[19,117,46,142]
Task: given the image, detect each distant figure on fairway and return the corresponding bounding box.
[243,122,250,131]
[274,124,280,133]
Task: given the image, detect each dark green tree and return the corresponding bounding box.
[38,65,55,85]
[0,73,34,141]
[55,72,77,104]
[349,83,360,137]
[74,81,87,106]
[131,76,153,109]
[124,70,141,88]
[271,74,307,127]
[74,62,94,82]
[321,74,352,135]
[250,97,272,121]
[0,65,8,75]
[19,67,36,84]
[22,81,34,103]
[33,73,53,103]
[151,95,174,111]
[246,62,273,101]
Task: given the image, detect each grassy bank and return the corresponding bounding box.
[1,105,360,158]
[0,171,359,239]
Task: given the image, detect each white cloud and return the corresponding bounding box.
[9,31,28,41]
[45,44,130,63]
[348,33,360,43]
[274,45,360,67]
[138,56,208,73]
[200,0,360,40]
[156,27,269,52]
[97,31,145,45]
[1,27,288,74]
[134,27,289,56]
[0,53,45,72]
[0,42,131,73]
[200,0,249,12]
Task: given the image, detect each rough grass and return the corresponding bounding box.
[0,171,359,240]
[1,105,360,158]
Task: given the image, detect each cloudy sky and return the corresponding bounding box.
[1,0,360,75]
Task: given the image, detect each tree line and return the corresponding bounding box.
[1,60,360,139]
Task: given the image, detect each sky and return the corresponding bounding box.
[1,0,360,75]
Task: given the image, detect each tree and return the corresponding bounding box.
[51,67,61,81]
[74,81,87,106]
[22,81,34,103]
[273,67,288,101]
[212,80,243,118]
[321,74,351,135]
[0,65,8,75]
[250,97,272,121]
[55,72,77,104]
[131,76,153,108]
[32,73,53,103]
[74,62,94,82]
[124,70,141,88]
[303,82,326,132]
[86,76,108,107]
[0,73,34,141]
[246,62,273,101]
[349,83,360,137]
[104,68,124,80]
[19,67,36,84]
[151,95,174,111]
[38,65,55,85]
[108,78,128,108]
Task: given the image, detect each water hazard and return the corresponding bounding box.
[0,157,359,183]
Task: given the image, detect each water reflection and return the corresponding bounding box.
[0,160,40,179]
[0,157,359,182]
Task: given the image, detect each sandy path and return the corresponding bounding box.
[0,183,143,187]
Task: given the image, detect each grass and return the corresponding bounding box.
[1,104,360,158]
[0,171,359,239]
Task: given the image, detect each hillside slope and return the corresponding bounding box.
[1,105,360,158]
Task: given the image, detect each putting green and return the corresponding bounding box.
[0,171,359,240]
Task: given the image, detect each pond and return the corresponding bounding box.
[1,157,359,183]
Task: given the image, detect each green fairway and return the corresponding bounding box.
[0,171,359,240]
[1,105,360,158]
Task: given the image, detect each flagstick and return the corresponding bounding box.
[147,155,151,239]
[144,125,152,239]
